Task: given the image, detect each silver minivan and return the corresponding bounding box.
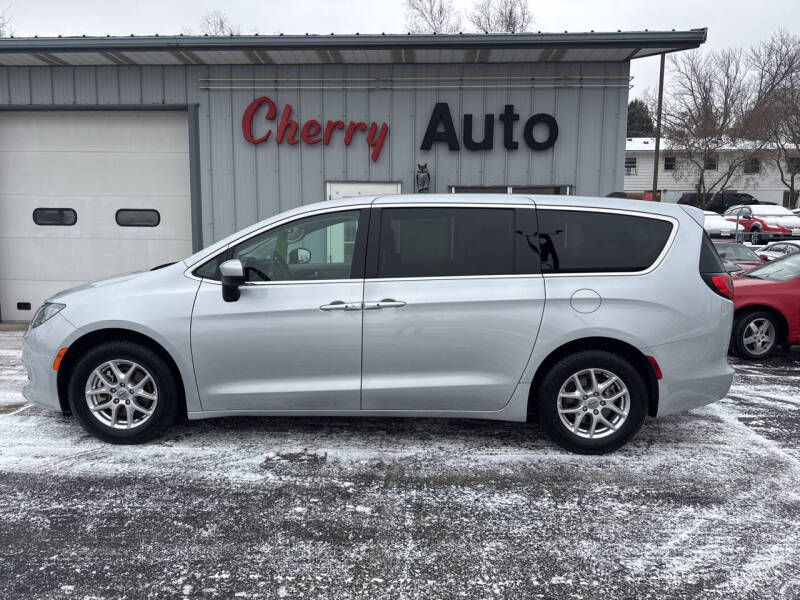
[22,195,735,454]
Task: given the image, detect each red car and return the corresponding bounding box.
[724,204,800,245]
[731,253,800,359]
[713,241,764,272]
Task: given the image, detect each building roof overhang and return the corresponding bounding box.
[0,29,707,67]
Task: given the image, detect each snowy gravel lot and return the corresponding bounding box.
[1,329,799,599]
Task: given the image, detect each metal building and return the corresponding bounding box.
[0,30,706,321]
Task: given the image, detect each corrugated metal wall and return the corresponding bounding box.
[0,61,629,245]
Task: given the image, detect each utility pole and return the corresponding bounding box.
[652,53,666,202]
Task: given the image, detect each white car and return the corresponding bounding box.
[755,240,800,261]
[703,211,743,239]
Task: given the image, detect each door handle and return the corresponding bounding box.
[320,301,363,311]
[364,298,407,310]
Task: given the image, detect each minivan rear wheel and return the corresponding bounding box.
[68,341,179,444]
[535,351,648,454]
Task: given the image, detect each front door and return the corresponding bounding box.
[191,208,368,412]
[361,203,545,412]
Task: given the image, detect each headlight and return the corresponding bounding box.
[29,303,65,329]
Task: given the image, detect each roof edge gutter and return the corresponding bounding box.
[0,29,708,55]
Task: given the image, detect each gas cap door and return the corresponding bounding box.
[570,288,602,314]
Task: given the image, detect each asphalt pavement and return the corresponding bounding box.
[1,330,799,599]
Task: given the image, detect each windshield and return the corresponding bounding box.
[753,205,793,216]
[715,244,759,261]
[744,253,800,282]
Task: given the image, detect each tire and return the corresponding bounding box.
[750,227,762,245]
[67,340,179,444]
[535,350,648,454]
[732,311,780,360]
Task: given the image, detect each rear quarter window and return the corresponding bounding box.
[537,209,674,274]
[700,233,726,273]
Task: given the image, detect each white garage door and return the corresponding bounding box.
[0,111,192,322]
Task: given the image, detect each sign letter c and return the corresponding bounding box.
[242,96,277,144]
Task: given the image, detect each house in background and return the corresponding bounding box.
[624,137,800,207]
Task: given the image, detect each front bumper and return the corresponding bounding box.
[21,312,77,412]
[758,227,800,241]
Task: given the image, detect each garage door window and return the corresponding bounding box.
[537,210,673,273]
[116,209,160,227]
[32,208,77,226]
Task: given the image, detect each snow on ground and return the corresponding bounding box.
[0,330,25,409]
[0,331,799,599]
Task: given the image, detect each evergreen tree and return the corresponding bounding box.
[627,99,655,137]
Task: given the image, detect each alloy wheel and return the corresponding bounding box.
[557,368,630,439]
[742,318,776,357]
[84,360,159,429]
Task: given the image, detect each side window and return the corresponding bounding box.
[231,210,362,282]
[377,207,514,278]
[771,244,786,254]
[787,245,800,255]
[537,210,673,274]
[33,208,77,226]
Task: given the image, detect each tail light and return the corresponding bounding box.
[699,233,734,300]
[704,273,734,299]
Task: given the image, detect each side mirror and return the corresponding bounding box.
[759,254,768,261]
[220,259,245,302]
[288,247,311,265]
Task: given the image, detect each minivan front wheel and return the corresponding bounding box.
[68,341,179,444]
[536,351,648,454]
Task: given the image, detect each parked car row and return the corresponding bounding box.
[722,205,800,244]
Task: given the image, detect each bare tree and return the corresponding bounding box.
[405,0,462,34]
[660,48,766,208]
[198,10,241,36]
[748,31,800,207]
[468,0,532,34]
[0,7,12,38]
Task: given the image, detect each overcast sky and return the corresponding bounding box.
[5,0,799,98]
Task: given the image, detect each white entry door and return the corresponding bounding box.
[326,181,401,201]
[0,111,192,322]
